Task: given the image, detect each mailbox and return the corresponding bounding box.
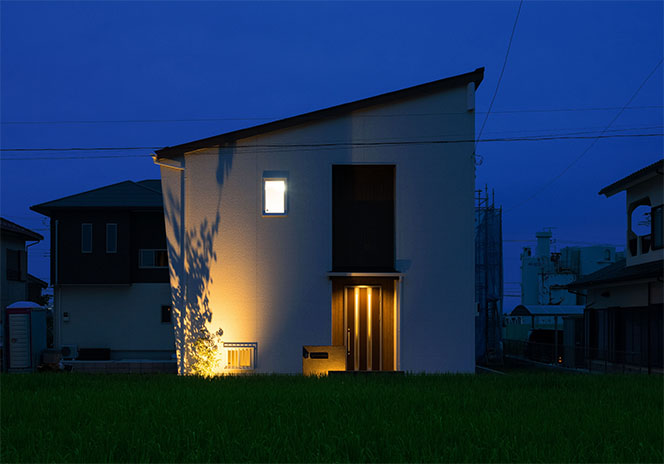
[302,345,346,376]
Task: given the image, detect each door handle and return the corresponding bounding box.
[346,328,351,355]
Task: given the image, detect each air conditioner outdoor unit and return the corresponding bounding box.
[61,344,78,360]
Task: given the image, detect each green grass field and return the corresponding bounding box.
[2,373,662,463]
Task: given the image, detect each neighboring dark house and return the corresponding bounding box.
[568,160,663,372]
[26,274,48,305]
[31,180,175,360]
[1,218,44,312]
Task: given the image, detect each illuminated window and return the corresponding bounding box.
[139,249,168,268]
[263,177,287,215]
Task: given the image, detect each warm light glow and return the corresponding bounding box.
[264,179,286,214]
[354,287,359,371]
[367,287,372,371]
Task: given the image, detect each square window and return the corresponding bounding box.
[263,178,287,215]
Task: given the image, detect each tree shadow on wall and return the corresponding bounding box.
[164,149,233,374]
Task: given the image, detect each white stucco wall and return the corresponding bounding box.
[626,176,664,266]
[56,283,174,358]
[160,84,476,373]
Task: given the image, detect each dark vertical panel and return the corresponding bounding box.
[332,165,395,271]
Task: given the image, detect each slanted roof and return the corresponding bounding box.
[136,179,162,193]
[155,68,485,159]
[510,305,584,317]
[0,217,44,241]
[27,274,48,288]
[31,180,163,215]
[599,159,663,198]
[567,258,663,289]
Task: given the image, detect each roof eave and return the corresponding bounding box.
[155,67,484,160]
[598,159,664,197]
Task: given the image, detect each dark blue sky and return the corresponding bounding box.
[1,1,662,310]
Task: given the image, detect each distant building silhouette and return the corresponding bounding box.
[520,230,622,306]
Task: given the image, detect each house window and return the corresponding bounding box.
[81,223,92,253]
[653,205,663,250]
[161,305,172,323]
[223,342,257,370]
[263,175,287,215]
[6,249,25,281]
[139,249,168,268]
[106,224,117,253]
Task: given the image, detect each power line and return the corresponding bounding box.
[477,0,524,143]
[2,106,662,126]
[1,127,661,152]
[0,132,661,160]
[505,58,664,214]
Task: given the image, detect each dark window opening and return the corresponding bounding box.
[6,249,25,281]
[140,249,168,268]
[332,165,395,271]
[161,305,172,323]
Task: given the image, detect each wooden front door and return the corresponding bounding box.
[345,286,381,371]
[331,277,397,371]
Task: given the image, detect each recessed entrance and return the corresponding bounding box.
[331,277,397,371]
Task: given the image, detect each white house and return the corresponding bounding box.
[569,159,663,372]
[154,68,484,374]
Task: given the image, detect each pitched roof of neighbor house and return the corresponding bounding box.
[27,273,48,288]
[0,217,44,241]
[567,258,663,289]
[155,67,485,159]
[599,159,663,197]
[31,180,163,215]
[510,305,584,317]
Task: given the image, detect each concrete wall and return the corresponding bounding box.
[56,283,174,359]
[161,84,476,373]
